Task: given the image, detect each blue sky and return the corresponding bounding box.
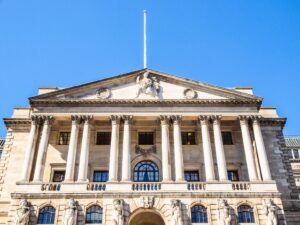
[0,1,300,137]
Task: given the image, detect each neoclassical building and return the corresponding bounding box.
[1,69,299,225]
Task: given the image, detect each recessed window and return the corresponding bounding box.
[184,171,200,182]
[227,170,239,181]
[191,205,208,223]
[238,205,255,223]
[291,149,300,159]
[96,132,111,145]
[93,171,109,182]
[182,132,196,145]
[133,161,159,182]
[58,132,71,145]
[52,170,65,182]
[37,206,56,224]
[138,132,154,145]
[86,205,103,224]
[222,131,233,145]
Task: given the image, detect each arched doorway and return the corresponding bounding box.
[129,209,165,225]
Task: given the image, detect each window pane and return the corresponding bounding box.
[93,171,109,182]
[138,132,154,145]
[52,171,65,182]
[96,132,111,145]
[227,170,239,181]
[238,205,255,223]
[182,132,196,145]
[37,206,56,224]
[222,132,233,145]
[86,206,103,224]
[58,132,71,145]
[184,171,199,182]
[133,161,159,182]
[191,205,208,223]
[293,149,300,159]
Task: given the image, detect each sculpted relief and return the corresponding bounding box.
[218,199,235,225]
[14,199,30,225]
[63,199,78,225]
[171,200,183,225]
[136,71,160,98]
[112,199,125,225]
[264,199,278,225]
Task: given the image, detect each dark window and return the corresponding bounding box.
[191,205,208,223]
[238,205,255,223]
[93,171,109,182]
[96,132,111,145]
[58,132,71,145]
[182,132,196,145]
[227,170,239,181]
[133,161,159,182]
[86,205,103,224]
[52,171,65,182]
[222,131,233,145]
[37,206,56,224]
[138,132,154,145]
[184,171,199,182]
[292,149,300,159]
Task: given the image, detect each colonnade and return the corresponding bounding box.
[20,114,272,183]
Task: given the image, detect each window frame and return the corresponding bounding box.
[57,131,71,145]
[51,170,65,183]
[221,131,234,145]
[191,205,208,223]
[227,170,239,182]
[181,132,196,145]
[184,170,200,182]
[237,205,255,223]
[93,170,109,182]
[95,131,112,145]
[85,205,103,224]
[291,148,300,159]
[137,131,155,146]
[37,206,56,224]
[133,160,160,182]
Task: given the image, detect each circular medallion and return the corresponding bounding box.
[96,88,111,99]
[183,88,197,99]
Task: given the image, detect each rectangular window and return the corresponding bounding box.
[184,171,200,182]
[222,131,233,145]
[52,170,65,182]
[227,170,239,181]
[93,171,109,182]
[96,132,111,145]
[292,149,300,159]
[181,132,196,145]
[58,132,71,145]
[138,132,154,145]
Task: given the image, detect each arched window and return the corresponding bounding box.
[238,205,255,223]
[86,205,103,224]
[191,205,208,223]
[133,161,159,182]
[37,206,56,224]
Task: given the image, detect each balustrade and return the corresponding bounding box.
[41,183,61,191]
[86,183,106,191]
[187,182,206,191]
[132,182,161,191]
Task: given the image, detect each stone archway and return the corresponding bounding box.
[128,209,165,225]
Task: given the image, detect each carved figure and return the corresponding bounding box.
[14,199,30,225]
[141,196,154,208]
[264,199,278,225]
[218,199,234,225]
[63,199,77,225]
[171,200,183,225]
[112,199,124,225]
[136,71,160,98]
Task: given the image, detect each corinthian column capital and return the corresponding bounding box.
[122,115,133,125]
[110,115,121,125]
[81,115,93,124]
[198,115,211,125]
[211,115,222,125]
[71,115,82,125]
[160,115,171,125]
[171,115,182,125]
[41,115,54,125]
[250,115,262,125]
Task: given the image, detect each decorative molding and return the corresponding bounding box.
[96,88,111,99]
[135,145,156,156]
[183,88,197,99]
[140,196,154,208]
[135,71,160,98]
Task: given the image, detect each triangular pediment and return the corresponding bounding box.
[30,69,261,104]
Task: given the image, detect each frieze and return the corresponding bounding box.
[135,145,156,156]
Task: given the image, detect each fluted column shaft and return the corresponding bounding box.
[108,115,121,182]
[239,116,258,181]
[212,116,228,181]
[77,116,93,182]
[199,116,215,181]
[121,115,133,181]
[20,116,40,181]
[252,116,272,180]
[160,116,171,181]
[33,116,53,182]
[172,115,184,182]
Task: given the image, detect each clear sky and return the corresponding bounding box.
[0,1,300,137]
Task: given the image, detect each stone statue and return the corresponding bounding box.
[63,199,77,225]
[264,199,278,225]
[136,71,160,98]
[141,196,154,209]
[112,199,124,225]
[171,200,183,225]
[14,199,30,225]
[218,199,234,225]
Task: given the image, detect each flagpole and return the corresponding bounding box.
[143,10,147,68]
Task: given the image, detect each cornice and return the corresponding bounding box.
[260,118,287,128]
[3,118,31,126]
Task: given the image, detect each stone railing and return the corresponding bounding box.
[41,183,61,191]
[232,182,250,191]
[132,182,161,191]
[187,182,206,191]
[86,183,106,191]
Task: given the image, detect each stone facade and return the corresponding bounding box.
[1,69,300,225]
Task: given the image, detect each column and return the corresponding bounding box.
[108,115,121,182]
[160,115,171,181]
[212,115,228,181]
[20,115,40,181]
[33,116,53,182]
[64,115,81,182]
[77,115,93,182]
[199,115,215,181]
[121,115,133,181]
[252,116,272,180]
[239,116,258,181]
[172,115,185,182]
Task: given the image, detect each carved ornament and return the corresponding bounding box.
[96,88,111,99]
[135,145,156,156]
[183,88,197,99]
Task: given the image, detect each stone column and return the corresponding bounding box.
[64,115,81,182]
[172,115,185,182]
[252,116,272,181]
[121,115,133,182]
[239,116,258,181]
[20,116,40,181]
[108,115,121,182]
[33,116,53,182]
[160,115,171,181]
[77,115,93,182]
[212,115,228,181]
[199,115,215,181]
